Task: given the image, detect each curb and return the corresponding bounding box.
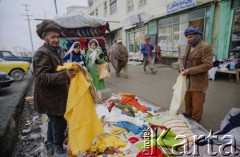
[0,76,34,157]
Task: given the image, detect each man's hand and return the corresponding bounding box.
[67,69,79,78]
[181,69,189,76]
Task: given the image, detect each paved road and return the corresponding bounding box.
[0,73,33,156]
[104,64,240,132]
[0,73,32,135]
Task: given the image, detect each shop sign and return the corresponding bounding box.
[167,0,196,14]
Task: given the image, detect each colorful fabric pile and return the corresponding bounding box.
[88,93,209,157]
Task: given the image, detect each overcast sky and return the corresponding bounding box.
[0,0,88,53]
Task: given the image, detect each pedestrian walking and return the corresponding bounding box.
[179,26,213,122]
[110,39,118,71]
[85,39,106,99]
[34,20,78,157]
[141,36,157,74]
[115,40,129,79]
[155,44,162,63]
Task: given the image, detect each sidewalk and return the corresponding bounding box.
[104,64,240,132]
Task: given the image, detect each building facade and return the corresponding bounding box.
[67,0,238,63]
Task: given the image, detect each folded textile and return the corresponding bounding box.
[113,121,148,135]
[115,104,135,117]
[120,97,147,112]
[110,126,126,135]
[91,133,126,153]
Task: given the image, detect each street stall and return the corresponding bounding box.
[53,14,110,59]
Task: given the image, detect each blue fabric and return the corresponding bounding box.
[141,44,154,57]
[63,52,86,67]
[230,62,236,70]
[113,121,148,135]
[196,113,240,146]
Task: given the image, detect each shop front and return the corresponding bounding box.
[227,0,240,59]
[124,12,151,54]
[157,4,214,62]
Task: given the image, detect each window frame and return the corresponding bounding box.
[110,0,117,15]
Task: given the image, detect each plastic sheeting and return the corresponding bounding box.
[169,74,186,117]
[54,14,107,28]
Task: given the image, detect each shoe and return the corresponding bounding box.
[182,113,191,118]
[44,141,54,156]
[151,70,157,74]
[144,68,146,72]
[53,145,68,157]
[116,73,120,77]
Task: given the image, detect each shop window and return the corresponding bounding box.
[110,0,117,15]
[139,0,146,7]
[127,27,146,53]
[158,17,172,26]
[127,0,134,12]
[173,15,180,24]
[229,8,240,56]
[188,8,205,21]
[232,0,240,9]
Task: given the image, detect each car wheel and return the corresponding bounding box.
[10,69,24,81]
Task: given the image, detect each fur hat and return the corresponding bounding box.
[36,20,61,39]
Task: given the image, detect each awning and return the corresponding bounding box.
[123,12,152,29]
[54,14,107,28]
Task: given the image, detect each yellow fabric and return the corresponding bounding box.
[57,63,104,155]
[91,134,126,153]
[110,126,126,135]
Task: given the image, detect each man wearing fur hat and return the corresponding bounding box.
[33,20,77,157]
[179,26,213,122]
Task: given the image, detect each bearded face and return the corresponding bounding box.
[43,31,60,47]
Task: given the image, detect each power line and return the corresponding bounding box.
[21,4,34,53]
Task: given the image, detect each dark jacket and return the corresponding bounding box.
[179,40,213,91]
[33,44,69,115]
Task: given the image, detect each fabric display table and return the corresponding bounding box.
[208,59,240,83]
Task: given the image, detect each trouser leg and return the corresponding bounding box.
[47,115,67,147]
[143,57,148,72]
[184,91,192,116]
[47,120,53,143]
[191,91,205,120]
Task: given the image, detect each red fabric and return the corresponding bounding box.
[128,137,139,144]
[107,102,115,111]
[136,146,163,157]
[76,39,87,49]
[120,97,147,112]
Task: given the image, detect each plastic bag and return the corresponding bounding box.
[98,62,110,80]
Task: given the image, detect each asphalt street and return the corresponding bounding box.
[0,73,33,156]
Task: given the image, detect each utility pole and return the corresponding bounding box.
[54,0,58,15]
[21,4,34,53]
